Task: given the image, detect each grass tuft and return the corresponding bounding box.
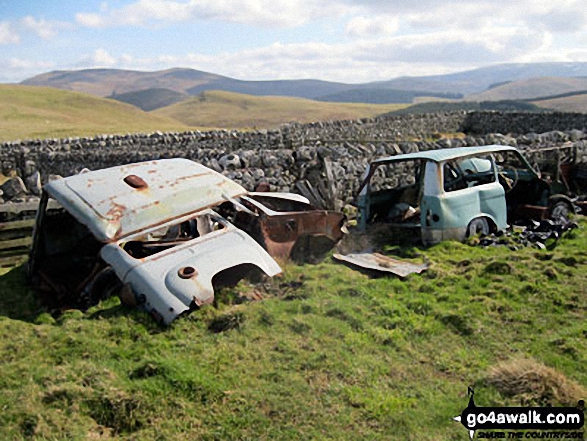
[484,358,587,406]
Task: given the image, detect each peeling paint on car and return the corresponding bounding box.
[355,145,575,246]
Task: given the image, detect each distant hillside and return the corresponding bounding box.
[110,88,188,111]
[466,77,587,101]
[21,62,587,110]
[152,90,407,129]
[0,85,187,141]
[21,68,225,97]
[384,100,544,116]
[532,92,587,113]
[376,62,587,95]
[22,68,354,103]
[185,78,352,100]
[316,88,463,104]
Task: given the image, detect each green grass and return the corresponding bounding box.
[153,90,408,130]
[0,85,188,142]
[0,221,585,439]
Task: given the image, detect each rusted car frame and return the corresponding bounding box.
[226,192,346,262]
[29,159,344,324]
[356,145,575,245]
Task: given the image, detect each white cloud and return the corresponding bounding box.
[0,21,20,45]
[0,58,54,83]
[338,0,587,40]
[5,0,587,85]
[9,58,54,70]
[75,12,107,28]
[76,0,346,28]
[354,27,548,64]
[20,16,73,40]
[345,16,399,38]
[70,0,587,36]
[86,35,521,83]
[21,16,57,39]
[76,48,118,68]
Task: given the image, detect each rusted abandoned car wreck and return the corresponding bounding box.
[356,145,575,245]
[29,158,345,324]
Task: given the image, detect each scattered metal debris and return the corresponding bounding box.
[333,252,428,277]
[469,219,579,250]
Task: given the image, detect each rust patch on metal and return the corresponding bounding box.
[106,201,127,222]
[248,206,344,260]
[124,174,148,189]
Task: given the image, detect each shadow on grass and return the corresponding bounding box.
[0,264,45,323]
[0,265,166,333]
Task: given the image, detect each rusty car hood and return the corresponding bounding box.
[44,158,247,242]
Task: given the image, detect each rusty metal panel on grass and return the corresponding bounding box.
[333,252,428,277]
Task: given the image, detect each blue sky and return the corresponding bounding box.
[1,0,586,83]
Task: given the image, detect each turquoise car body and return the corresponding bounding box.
[356,145,561,245]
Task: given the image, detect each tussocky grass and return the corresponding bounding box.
[0,219,585,440]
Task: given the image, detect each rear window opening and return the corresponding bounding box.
[366,159,424,225]
[122,213,226,259]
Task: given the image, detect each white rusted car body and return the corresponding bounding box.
[30,158,282,324]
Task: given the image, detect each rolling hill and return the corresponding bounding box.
[151,90,408,129]
[315,88,463,104]
[383,100,544,116]
[466,77,587,101]
[110,88,188,111]
[532,91,587,112]
[185,77,352,100]
[20,62,587,110]
[20,68,224,97]
[22,68,353,102]
[374,62,587,95]
[0,85,187,141]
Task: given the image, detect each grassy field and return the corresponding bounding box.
[0,219,585,439]
[0,86,409,141]
[532,93,587,113]
[0,85,187,142]
[153,90,408,130]
[466,77,587,102]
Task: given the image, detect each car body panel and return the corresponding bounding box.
[235,193,346,260]
[333,252,428,277]
[367,145,519,167]
[31,159,347,323]
[45,158,246,242]
[101,210,282,324]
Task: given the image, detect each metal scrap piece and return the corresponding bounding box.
[333,252,428,277]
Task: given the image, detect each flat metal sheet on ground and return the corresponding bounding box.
[333,252,428,277]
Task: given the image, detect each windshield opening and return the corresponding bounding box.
[121,213,226,259]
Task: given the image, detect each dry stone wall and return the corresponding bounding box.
[1,111,587,207]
